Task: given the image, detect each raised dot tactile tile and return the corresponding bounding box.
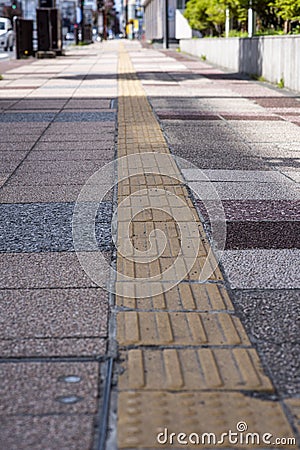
[115,44,297,448]
[118,392,296,448]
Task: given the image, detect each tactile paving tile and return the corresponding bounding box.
[116,282,234,311]
[117,312,249,346]
[116,254,223,282]
[118,391,295,448]
[284,398,300,436]
[119,348,273,391]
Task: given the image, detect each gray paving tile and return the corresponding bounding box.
[9,171,107,186]
[54,111,115,122]
[221,249,300,289]
[0,184,113,203]
[0,122,48,131]
[182,169,288,183]
[0,135,39,143]
[179,155,268,170]
[47,122,116,133]
[65,98,112,109]
[0,152,27,166]
[0,202,112,252]
[257,342,300,396]
[33,141,114,151]
[232,290,300,344]
[283,172,300,183]
[0,142,35,151]
[16,160,114,175]
[9,99,68,110]
[0,112,56,122]
[39,133,112,143]
[26,150,114,161]
[0,415,94,450]
[0,100,16,110]
[0,362,98,414]
[0,287,108,338]
[164,125,241,143]
[189,181,300,200]
[0,338,106,357]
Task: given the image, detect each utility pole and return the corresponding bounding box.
[248,0,253,38]
[225,7,230,38]
[163,0,168,49]
[80,0,84,42]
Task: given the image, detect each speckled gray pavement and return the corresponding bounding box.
[1,41,300,449]
[0,42,117,450]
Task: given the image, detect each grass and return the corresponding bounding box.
[250,74,267,82]
[0,75,3,81]
[277,77,285,88]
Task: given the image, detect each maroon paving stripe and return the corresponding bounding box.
[157,112,220,120]
[225,220,300,249]
[249,97,300,108]
[196,199,300,222]
[195,199,300,249]
[221,114,283,121]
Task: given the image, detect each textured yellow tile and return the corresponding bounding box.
[284,398,300,437]
[119,348,273,392]
[118,391,296,448]
[117,282,233,311]
[117,312,250,346]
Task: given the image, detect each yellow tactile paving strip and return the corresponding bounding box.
[116,44,297,448]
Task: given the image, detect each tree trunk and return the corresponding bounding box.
[284,20,290,34]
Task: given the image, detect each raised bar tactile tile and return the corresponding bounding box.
[116,282,234,311]
[117,312,250,346]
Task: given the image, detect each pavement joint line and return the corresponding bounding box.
[93,357,114,450]
[0,356,107,363]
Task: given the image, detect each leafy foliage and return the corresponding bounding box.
[184,0,300,35]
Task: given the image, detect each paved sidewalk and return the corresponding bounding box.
[0,41,299,449]
[0,43,118,449]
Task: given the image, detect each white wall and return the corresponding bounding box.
[175,9,192,40]
[143,0,176,40]
[180,36,300,92]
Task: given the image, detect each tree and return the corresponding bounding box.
[184,0,248,35]
[269,0,300,32]
[184,0,211,33]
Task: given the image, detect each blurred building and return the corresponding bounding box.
[142,0,191,42]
